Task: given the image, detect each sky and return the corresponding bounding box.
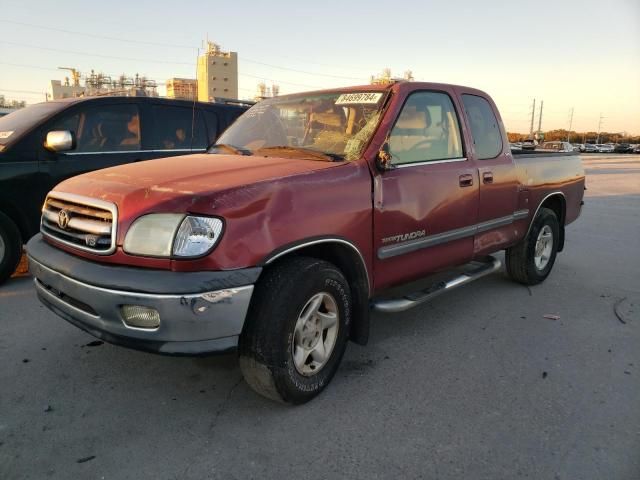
[1,0,639,134]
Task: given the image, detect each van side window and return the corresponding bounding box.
[49,113,80,135]
[461,94,503,160]
[149,106,208,151]
[82,105,140,152]
[49,105,141,153]
[202,111,219,145]
[389,91,463,165]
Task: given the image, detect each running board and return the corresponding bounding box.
[371,256,502,313]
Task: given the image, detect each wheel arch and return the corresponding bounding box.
[528,192,566,252]
[0,198,29,244]
[261,237,371,345]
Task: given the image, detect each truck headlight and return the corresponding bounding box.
[123,214,224,258]
[172,216,224,257]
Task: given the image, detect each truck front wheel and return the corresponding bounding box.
[505,207,559,285]
[0,212,22,285]
[239,256,351,404]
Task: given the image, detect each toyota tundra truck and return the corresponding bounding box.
[27,82,585,404]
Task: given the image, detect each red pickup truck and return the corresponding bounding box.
[27,82,585,403]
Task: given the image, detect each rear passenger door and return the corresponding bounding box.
[146,105,209,156]
[457,90,521,255]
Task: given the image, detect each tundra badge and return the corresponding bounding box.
[381,230,426,244]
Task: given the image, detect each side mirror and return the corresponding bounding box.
[375,141,394,171]
[44,130,75,152]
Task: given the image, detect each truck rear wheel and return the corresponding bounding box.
[505,207,559,285]
[239,256,351,404]
[0,212,22,285]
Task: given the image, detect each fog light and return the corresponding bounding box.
[120,305,160,329]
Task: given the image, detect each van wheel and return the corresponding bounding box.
[506,207,559,285]
[239,256,351,404]
[0,212,22,285]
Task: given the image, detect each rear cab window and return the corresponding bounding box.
[461,94,503,159]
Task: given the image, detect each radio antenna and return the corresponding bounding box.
[190,46,200,150]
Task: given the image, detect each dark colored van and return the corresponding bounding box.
[0,96,250,283]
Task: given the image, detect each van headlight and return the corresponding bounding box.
[124,214,224,258]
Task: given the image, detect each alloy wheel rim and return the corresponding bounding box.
[534,225,553,270]
[291,292,339,376]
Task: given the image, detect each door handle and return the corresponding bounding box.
[459,174,474,187]
[482,172,494,184]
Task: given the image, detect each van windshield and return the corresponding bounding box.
[212,91,386,161]
[0,102,68,146]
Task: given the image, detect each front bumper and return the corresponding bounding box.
[26,235,261,355]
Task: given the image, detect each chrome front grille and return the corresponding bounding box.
[41,192,118,255]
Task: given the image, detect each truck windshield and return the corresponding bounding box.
[212,91,386,161]
[0,101,68,146]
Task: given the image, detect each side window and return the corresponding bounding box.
[461,94,503,160]
[149,105,206,150]
[49,112,80,135]
[389,91,463,165]
[52,104,141,153]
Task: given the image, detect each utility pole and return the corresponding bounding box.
[597,113,605,144]
[567,108,574,143]
[537,100,544,136]
[529,98,536,137]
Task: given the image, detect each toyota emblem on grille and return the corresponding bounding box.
[57,209,70,229]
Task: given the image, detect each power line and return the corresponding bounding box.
[1,58,326,91]
[0,19,196,49]
[0,19,372,77]
[240,59,363,81]
[0,41,194,66]
[0,88,46,95]
[0,62,61,72]
[0,41,364,88]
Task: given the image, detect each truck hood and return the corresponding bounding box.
[55,153,345,216]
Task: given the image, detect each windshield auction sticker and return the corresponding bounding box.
[335,93,383,105]
[0,131,14,139]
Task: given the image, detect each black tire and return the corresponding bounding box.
[0,212,22,286]
[505,207,559,285]
[239,256,351,404]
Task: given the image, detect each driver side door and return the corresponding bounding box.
[372,89,479,291]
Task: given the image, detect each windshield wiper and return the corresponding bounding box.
[209,143,253,156]
[255,146,344,162]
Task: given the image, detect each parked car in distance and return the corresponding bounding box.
[596,144,615,153]
[0,96,250,284]
[509,142,522,150]
[27,81,585,404]
[540,141,574,152]
[632,144,640,153]
[521,139,537,150]
[614,143,632,153]
[583,143,598,153]
[572,143,583,152]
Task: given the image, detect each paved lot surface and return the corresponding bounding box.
[1,154,639,480]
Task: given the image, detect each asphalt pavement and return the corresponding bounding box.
[1,154,639,480]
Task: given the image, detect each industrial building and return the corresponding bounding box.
[197,41,238,101]
[49,68,159,99]
[165,78,197,100]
